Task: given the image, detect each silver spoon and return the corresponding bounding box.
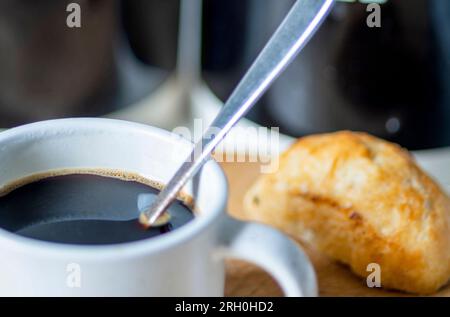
[139,0,335,228]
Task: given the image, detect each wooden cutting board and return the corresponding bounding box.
[221,160,450,297]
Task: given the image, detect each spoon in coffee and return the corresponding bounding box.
[139,0,335,228]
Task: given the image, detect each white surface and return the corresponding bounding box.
[414,148,450,192]
[106,76,187,130]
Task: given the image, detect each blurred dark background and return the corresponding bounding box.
[0,0,449,150]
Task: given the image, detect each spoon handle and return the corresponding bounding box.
[140,0,335,226]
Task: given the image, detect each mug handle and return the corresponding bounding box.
[215,216,318,297]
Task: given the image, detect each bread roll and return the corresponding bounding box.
[243,131,450,294]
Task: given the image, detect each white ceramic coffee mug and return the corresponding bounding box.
[0,118,317,296]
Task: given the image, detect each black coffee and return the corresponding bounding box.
[0,172,195,245]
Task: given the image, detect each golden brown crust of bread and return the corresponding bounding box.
[243,131,450,294]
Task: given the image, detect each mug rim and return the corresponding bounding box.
[0,118,228,260]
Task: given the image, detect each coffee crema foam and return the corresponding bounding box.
[0,168,196,212]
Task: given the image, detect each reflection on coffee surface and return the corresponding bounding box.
[0,171,195,245]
